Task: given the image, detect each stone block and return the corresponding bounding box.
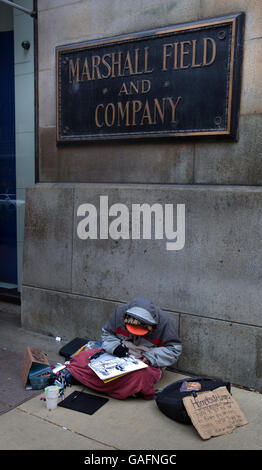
[21,286,115,340]
[72,184,262,326]
[194,114,262,184]
[178,314,262,390]
[38,69,56,128]
[22,184,73,291]
[39,127,194,184]
[241,38,262,115]
[22,286,73,338]
[21,286,180,342]
[38,0,201,70]
[201,0,262,41]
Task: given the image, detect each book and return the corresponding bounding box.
[103,373,128,383]
[88,352,148,382]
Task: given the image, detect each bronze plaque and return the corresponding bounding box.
[56,13,244,143]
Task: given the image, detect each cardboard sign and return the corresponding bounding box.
[183,386,248,440]
[21,346,50,387]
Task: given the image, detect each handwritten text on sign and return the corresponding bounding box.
[183,386,248,440]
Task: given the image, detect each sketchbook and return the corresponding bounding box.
[88,352,148,382]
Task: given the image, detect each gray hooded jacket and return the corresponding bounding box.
[101,297,182,368]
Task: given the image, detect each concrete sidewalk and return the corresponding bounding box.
[0,306,261,450]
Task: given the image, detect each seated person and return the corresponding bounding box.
[68,296,182,400]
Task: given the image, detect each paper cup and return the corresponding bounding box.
[45,385,59,410]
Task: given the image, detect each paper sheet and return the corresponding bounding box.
[88,353,148,381]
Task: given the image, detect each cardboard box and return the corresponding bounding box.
[21,346,51,387]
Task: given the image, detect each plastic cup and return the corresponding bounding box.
[45,385,59,410]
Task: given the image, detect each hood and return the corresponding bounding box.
[126,297,159,325]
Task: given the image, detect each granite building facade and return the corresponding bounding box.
[9,0,262,390]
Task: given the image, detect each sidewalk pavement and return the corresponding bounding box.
[0,307,262,451]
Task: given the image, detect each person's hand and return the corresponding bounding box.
[141,357,150,365]
[113,343,129,358]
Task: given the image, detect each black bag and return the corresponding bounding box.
[155,376,231,424]
[59,337,88,360]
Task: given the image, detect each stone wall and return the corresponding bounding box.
[21,0,262,390]
[37,0,262,185]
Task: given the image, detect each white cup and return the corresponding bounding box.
[45,385,59,410]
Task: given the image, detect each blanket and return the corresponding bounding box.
[68,348,161,400]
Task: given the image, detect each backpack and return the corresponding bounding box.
[155,376,231,424]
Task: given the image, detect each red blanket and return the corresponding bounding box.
[68,349,161,400]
